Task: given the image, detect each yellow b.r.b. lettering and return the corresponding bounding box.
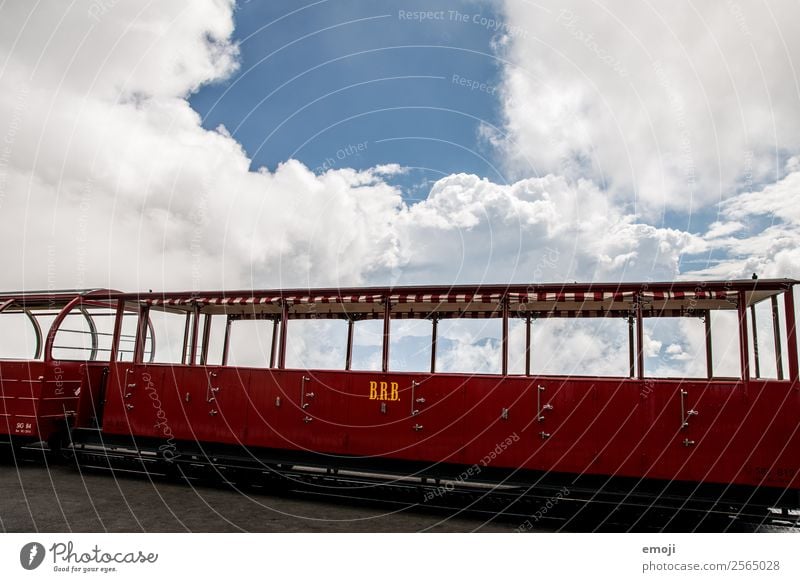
[379,381,388,401]
[368,380,401,402]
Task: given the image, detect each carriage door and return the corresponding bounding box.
[673,380,745,484]
[533,377,598,474]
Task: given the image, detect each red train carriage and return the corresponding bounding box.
[1,279,799,510]
[0,289,124,450]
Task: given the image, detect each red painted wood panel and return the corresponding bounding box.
[590,378,645,479]
[0,360,83,440]
[97,361,800,491]
[460,376,536,473]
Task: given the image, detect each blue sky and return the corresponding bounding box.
[1,0,798,294]
[190,0,507,199]
[186,0,800,268]
[0,0,799,376]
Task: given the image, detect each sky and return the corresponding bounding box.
[190,0,507,196]
[0,0,799,376]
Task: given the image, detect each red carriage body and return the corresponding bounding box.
[2,280,799,501]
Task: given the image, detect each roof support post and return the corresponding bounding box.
[133,304,150,364]
[381,298,391,373]
[345,318,354,371]
[269,318,279,368]
[278,302,288,369]
[221,316,232,366]
[635,296,645,380]
[200,313,212,365]
[628,315,635,378]
[109,299,125,363]
[750,304,760,379]
[188,304,200,365]
[704,310,714,379]
[784,288,799,384]
[430,316,438,374]
[738,290,750,382]
[181,312,191,365]
[525,315,532,376]
[501,298,509,376]
[771,295,784,380]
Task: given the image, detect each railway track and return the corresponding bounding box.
[10,442,795,533]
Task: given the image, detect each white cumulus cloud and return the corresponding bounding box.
[492,0,800,216]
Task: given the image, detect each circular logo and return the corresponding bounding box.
[20,542,46,570]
